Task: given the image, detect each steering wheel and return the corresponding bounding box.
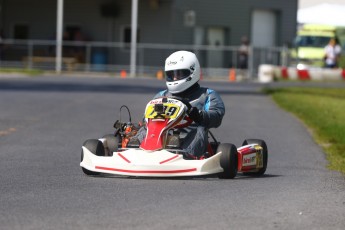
[167,96,193,129]
[169,96,192,110]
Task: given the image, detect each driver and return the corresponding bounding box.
[136,50,225,159]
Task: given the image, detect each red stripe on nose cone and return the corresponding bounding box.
[159,154,179,164]
[95,166,197,174]
[118,153,131,163]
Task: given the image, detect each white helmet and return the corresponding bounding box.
[164,51,200,94]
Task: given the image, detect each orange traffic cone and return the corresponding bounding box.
[120,70,127,78]
[156,70,164,80]
[229,68,236,82]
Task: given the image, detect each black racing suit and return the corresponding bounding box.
[136,83,225,158]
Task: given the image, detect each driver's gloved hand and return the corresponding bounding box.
[188,107,203,124]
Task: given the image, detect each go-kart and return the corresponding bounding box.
[80,96,268,178]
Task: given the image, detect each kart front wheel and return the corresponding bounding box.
[82,139,106,156]
[217,143,238,179]
[242,139,268,176]
[81,149,100,176]
[81,166,99,176]
[81,139,106,176]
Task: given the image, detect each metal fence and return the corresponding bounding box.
[0,39,289,79]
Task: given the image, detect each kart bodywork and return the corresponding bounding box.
[80,97,268,178]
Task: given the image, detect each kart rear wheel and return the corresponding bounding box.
[242,139,268,176]
[217,143,238,179]
[102,134,120,156]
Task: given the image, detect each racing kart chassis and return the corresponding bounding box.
[80,97,268,178]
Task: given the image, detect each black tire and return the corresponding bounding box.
[102,134,120,156]
[81,166,99,176]
[81,139,105,176]
[242,139,268,176]
[217,143,238,179]
[81,149,100,176]
[83,139,106,156]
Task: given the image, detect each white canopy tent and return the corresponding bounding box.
[298,3,345,26]
[55,0,138,75]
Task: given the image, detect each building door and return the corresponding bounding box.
[207,27,224,68]
[251,9,277,47]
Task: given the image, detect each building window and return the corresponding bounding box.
[14,24,29,39]
[65,26,82,41]
[123,26,140,45]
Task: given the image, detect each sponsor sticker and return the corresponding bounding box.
[190,63,195,71]
[242,153,257,167]
[255,146,263,168]
[149,99,162,104]
[167,61,177,66]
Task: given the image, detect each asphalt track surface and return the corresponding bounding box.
[0,75,344,230]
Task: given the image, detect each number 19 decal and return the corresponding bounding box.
[166,106,177,116]
[145,104,180,119]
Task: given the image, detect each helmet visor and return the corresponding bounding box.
[165,69,191,82]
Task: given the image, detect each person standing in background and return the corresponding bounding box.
[238,36,250,69]
[324,38,341,68]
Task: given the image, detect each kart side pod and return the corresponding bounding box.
[237,144,264,173]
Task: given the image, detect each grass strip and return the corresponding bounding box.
[0,68,43,76]
[265,87,345,174]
